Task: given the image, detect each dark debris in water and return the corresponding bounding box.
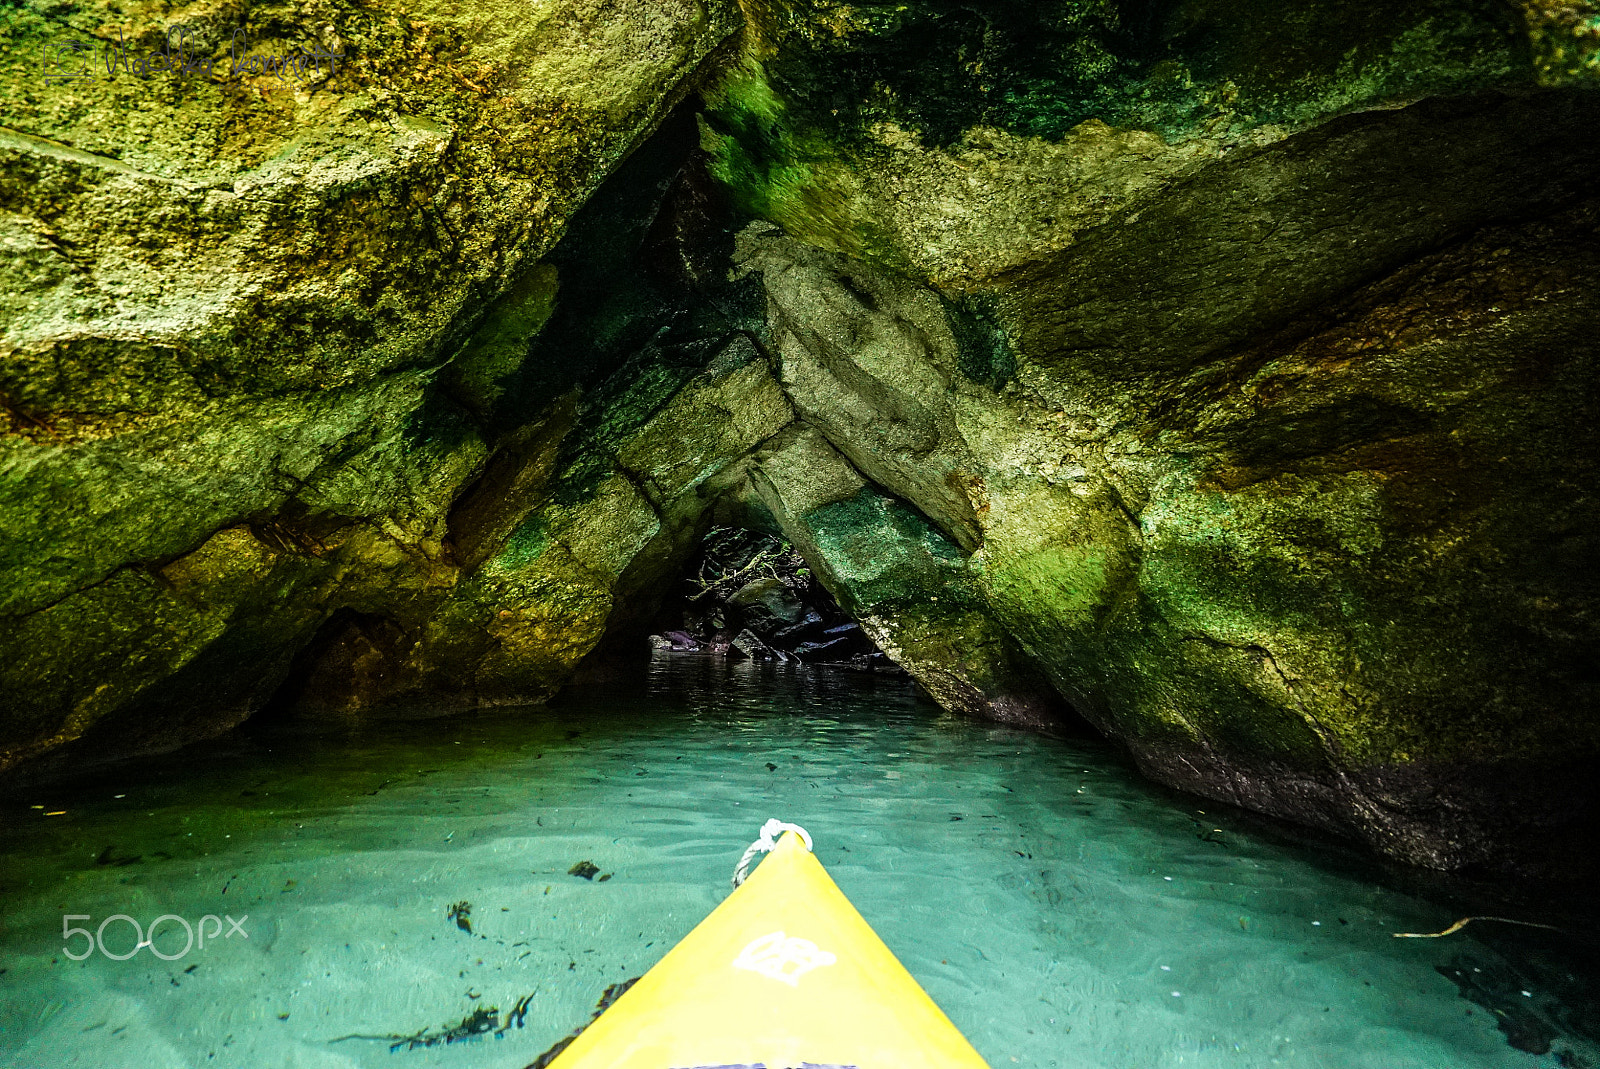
[329,1006,496,1052]
[1437,954,1595,1067]
[392,1006,497,1052]
[503,992,533,1033]
[329,992,536,1053]
[95,845,141,867]
[569,860,600,880]
[447,900,472,934]
[526,977,639,1068]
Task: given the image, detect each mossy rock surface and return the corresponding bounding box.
[0,0,741,768]
[3,0,1598,878]
[733,161,1600,873]
[695,0,1592,287]
[687,0,1600,876]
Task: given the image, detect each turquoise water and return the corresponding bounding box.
[0,655,1593,1069]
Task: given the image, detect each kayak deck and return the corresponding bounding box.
[545,827,992,1069]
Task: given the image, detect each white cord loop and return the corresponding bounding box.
[732,818,813,888]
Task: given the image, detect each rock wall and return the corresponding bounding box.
[732,205,1600,876]
[0,0,742,768]
[695,1,1600,876]
[2,0,1597,877]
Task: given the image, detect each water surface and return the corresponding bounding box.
[1,655,1593,1068]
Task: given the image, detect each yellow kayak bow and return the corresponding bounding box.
[546,820,993,1069]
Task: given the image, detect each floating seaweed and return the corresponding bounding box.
[448,901,472,933]
[327,990,540,1053]
[569,860,600,880]
[330,1005,499,1052]
[501,992,533,1033]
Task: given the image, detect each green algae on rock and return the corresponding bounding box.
[698,0,1535,287]
[749,424,1065,730]
[0,0,741,767]
[688,1,1600,876]
[1,0,1597,881]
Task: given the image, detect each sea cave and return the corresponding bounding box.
[1,1,1597,1066]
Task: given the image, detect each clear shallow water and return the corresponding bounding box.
[0,655,1593,1069]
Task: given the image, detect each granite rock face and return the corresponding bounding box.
[732,202,1600,875]
[2,0,1597,877]
[700,2,1600,875]
[0,0,742,767]
[748,424,1063,729]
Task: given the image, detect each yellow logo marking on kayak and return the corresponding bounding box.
[731,930,837,986]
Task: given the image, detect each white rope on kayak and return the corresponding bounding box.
[732,818,813,888]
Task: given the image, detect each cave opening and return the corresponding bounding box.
[594,523,896,672]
